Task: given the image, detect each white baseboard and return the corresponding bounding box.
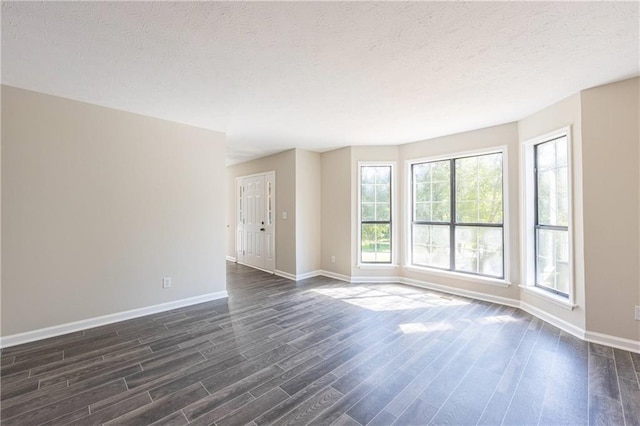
[400,277,520,308]
[274,269,296,281]
[351,275,403,284]
[318,270,351,283]
[0,291,228,349]
[226,256,237,262]
[296,270,323,280]
[519,301,586,340]
[585,330,640,354]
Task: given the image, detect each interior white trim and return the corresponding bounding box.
[400,276,520,308]
[584,331,640,354]
[319,270,352,283]
[0,291,229,349]
[404,265,511,288]
[226,256,237,262]
[351,275,403,284]
[274,269,297,281]
[519,284,577,310]
[519,301,585,340]
[297,270,323,280]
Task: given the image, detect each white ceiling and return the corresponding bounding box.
[2,2,638,165]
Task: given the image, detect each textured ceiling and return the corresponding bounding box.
[2,2,638,164]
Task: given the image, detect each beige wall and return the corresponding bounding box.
[226,149,297,275]
[581,77,640,341]
[518,93,587,331]
[2,86,227,336]
[295,150,322,275]
[321,147,352,276]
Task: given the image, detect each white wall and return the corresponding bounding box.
[2,86,227,337]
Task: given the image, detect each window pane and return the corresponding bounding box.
[361,167,376,185]
[455,226,503,277]
[536,229,569,294]
[361,223,391,263]
[536,139,569,227]
[376,203,390,221]
[412,224,450,269]
[361,184,375,203]
[361,166,391,222]
[412,161,450,222]
[361,203,375,221]
[455,153,503,224]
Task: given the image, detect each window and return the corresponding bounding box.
[359,165,392,263]
[411,152,504,278]
[534,136,569,296]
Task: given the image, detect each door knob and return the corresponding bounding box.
[260,228,265,231]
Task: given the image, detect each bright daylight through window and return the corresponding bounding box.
[360,165,392,263]
[535,136,569,295]
[411,152,504,278]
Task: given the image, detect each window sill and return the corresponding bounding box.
[519,285,577,310]
[357,263,399,270]
[403,265,511,288]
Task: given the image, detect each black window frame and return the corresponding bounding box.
[533,137,569,297]
[359,165,393,264]
[411,152,505,279]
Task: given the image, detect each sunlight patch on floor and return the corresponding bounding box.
[399,322,452,334]
[311,285,469,311]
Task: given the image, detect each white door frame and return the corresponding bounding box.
[236,171,276,273]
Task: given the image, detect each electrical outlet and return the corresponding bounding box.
[162,277,172,289]
[635,305,640,321]
[330,255,336,263]
[282,211,287,220]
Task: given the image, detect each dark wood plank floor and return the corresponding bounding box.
[2,262,639,425]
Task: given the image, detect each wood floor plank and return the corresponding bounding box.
[105,382,208,425]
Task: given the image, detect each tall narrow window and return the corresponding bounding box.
[360,165,392,263]
[411,152,504,278]
[535,136,569,295]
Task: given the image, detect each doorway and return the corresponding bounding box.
[236,171,275,272]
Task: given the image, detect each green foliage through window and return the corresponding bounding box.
[360,165,392,263]
[411,152,504,278]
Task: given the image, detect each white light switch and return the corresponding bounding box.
[282,212,287,219]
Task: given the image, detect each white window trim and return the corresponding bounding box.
[357,161,398,268]
[404,145,511,283]
[520,126,575,307]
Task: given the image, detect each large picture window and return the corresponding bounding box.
[360,165,392,263]
[534,136,569,295]
[411,152,504,278]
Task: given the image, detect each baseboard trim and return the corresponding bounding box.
[585,330,640,354]
[352,275,403,284]
[296,270,323,280]
[400,277,520,308]
[226,256,237,262]
[519,301,586,340]
[0,291,229,349]
[274,269,296,281]
[318,270,351,283]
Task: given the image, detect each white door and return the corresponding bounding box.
[237,172,275,272]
